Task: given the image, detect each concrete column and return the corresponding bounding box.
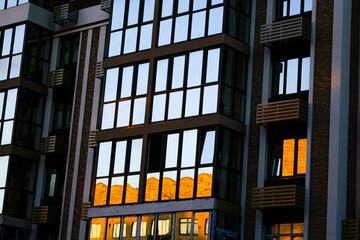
[326,0,352,239]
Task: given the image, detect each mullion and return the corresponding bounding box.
[107,137,117,205]
[175,131,183,200]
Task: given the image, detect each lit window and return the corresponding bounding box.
[90,218,106,240]
[269,138,307,177]
[265,223,304,239]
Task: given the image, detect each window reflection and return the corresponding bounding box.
[165,133,179,168]
[158,19,173,46]
[109,177,124,205]
[157,214,172,237]
[179,169,195,199]
[197,167,213,197]
[140,215,155,239]
[174,15,189,43]
[161,171,177,200]
[181,130,198,167]
[123,217,138,239]
[90,218,106,240]
[96,142,112,177]
[109,0,154,56]
[106,218,121,240]
[94,179,108,206]
[125,175,139,203]
[145,173,160,202]
[114,141,127,174]
[193,212,210,239]
[152,48,220,122]
[101,62,149,130]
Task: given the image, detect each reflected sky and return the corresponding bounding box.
[97,142,112,177]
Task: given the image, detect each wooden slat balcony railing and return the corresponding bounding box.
[100,0,111,13]
[95,62,104,79]
[88,130,98,148]
[260,17,311,45]
[32,206,58,225]
[81,202,92,221]
[343,220,360,240]
[53,3,78,26]
[256,98,308,124]
[47,69,74,88]
[39,135,66,155]
[252,185,305,209]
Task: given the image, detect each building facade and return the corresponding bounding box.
[0,0,359,239]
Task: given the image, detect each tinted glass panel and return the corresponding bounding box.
[208,7,224,35]
[191,11,206,39]
[174,15,189,43]
[104,68,119,102]
[181,130,197,167]
[111,0,126,30]
[117,100,131,127]
[124,27,138,54]
[158,19,173,46]
[114,141,127,174]
[109,31,123,57]
[165,133,179,168]
[129,139,143,172]
[168,91,183,119]
[187,51,203,87]
[97,142,112,177]
[152,94,166,122]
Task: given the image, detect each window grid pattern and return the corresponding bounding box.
[225,0,252,44]
[101,62,149,130]
[0,0,28,10]
[276,0,312,19]
[145,128,215,202]
[220,47,247,122]
[108,0,155,57]
[273,57,310,97]
[90,211,210,240]
[3,157,37,219]
[0,24,26,81]
[215,128,243,204]
[94,138,143,206]
[0,88,18,146]
[14,89,45,151]
[269,138,307,178]
[158,0,224,46]
[265,223,304,240]
[22,23,52,85]
[152,47,220,123]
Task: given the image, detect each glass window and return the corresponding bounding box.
[94,137,143,207]
[108,0,154,57]
[96,142,112,177]
[172,55,185,89]
[90,218,106,240]
[139,24,153,51]
[179,169,195,199]
[161,171,177,200]
[202,85,218,114]
[158,19,173,46]
[208,7,224,35]
[269,138,307,178]
[107,218,121,239]
[0,156,9,188]
[101,62,149,130]
[125,175,139,203]
[206,48,221,83]
[165,133,179,168]
[157,215,172,237]
[277,0,312,18]
[114,141,127,174]
[265,223,304,239]
[162,0,174,17]
[145,173,160,202]
[174,15,189,43]
[273,57,310,96]
[152,94,166,122]
[109,176,124,205]
[124,27,138,54]
[185,88,200,117]
[187,51,203,87]
[168,91,183,119]
[181,130,197,167]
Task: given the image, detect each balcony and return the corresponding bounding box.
[100,0,111,13]
[32,206,58,225]
[53,3,78,26]
[95,62,104,79]
[47,69,74,88]
[343,220,360,240]
[252,185,305,209]
[260,17,311,46]
[256,98,308,124]
[39,135,66,155]
[80,202,91,221]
